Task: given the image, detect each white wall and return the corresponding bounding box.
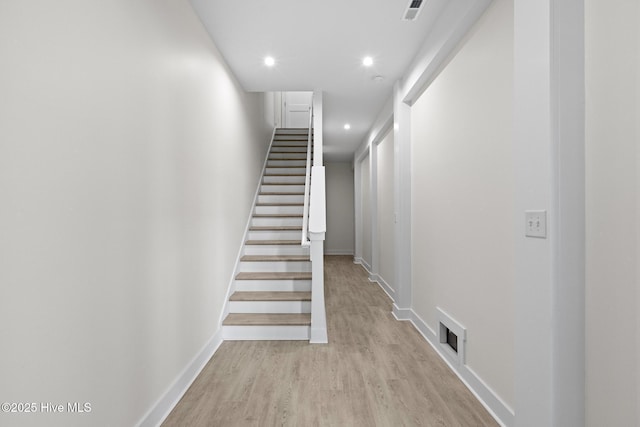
[325,162,355,255]
[376,130,395,292]
[585,0,640,425]
[410,0,514,410]
[264,92,277,128]
[361,153,372,269]
[0,1,271,426]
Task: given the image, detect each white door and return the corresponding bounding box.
[282,91,312,128]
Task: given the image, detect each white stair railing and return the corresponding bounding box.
[302,91,327,344]
[301,103,313,247]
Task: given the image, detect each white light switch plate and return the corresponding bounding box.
[525,210,547,238]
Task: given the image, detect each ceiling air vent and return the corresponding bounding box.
[402,0,424,21]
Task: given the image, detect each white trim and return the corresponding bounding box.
[355,258,371,273]
[324,250,355,256]
[436,307,467,366]
[356,258,396,302]
[369,141,379,283]
[392,304,412,321]
[399,309,515,427]
[514,1,585,424]
[392,82,413,312]
[376,275,395,301]
[223,325,310,341]
[136,329,223,427]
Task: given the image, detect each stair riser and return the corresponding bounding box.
[263,176,305,184]
[270,147,310,153]
[258,194,304,204]
[274,134,308,138]
[273,135,308,140]
[234,280,311,292]
[267,160,307,167]
[251,217,303,227]
[269,153,308,159]
[228,301,311,314]
[254,205,303,215]
[274,131,308,134]
[265,167,306,175]
[260,184,305,193]
[272,142,308,147]
[247,230,302,240]
[238,261,311,273]
[243,245,309,256]
[222,325,310,341]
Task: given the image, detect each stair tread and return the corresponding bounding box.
[223,313,311,326]
[262,182,305,185]
[253,214,303,218]
[260,192,304,195]
[256,203,304,207]
[264,173,305,176]
[266,166,307,169]
[241,255,309,262]
[245,240,301,245]
[236,272,312,280]
[230,291,311,301]
[249,226,302,231]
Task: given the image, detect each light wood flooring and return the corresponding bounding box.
[162,255,499,427]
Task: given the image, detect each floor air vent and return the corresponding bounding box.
[403,0,424,20]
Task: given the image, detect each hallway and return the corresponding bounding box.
[162,256,498,426]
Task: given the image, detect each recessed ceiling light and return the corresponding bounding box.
[264,56,275,67]
[363,56,374,67]
[344,124,351,130]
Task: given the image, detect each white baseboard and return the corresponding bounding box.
[353,258,372,274]
[324,249,355,255]
[136,329,224,427]
[392,304,413,321]
[374,275,395,301]
[355,261,396,302]
[401,310,514,427]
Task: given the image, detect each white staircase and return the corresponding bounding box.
[222,129,314,340]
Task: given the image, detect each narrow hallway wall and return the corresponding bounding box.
[585,0,640,424]
[376,130,395,294]
[0,1,271,426]
[409,0,514,410]
[360,154,372,269]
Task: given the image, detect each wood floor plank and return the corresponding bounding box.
[235,272,312,280]
[248,226,302,231]
[223,313,311,326]
[229,291,311,301]
[244,240,301,246]
[162,256,500,427]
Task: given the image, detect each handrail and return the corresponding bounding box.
[307,90,327,343]
[301,100,314,246]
